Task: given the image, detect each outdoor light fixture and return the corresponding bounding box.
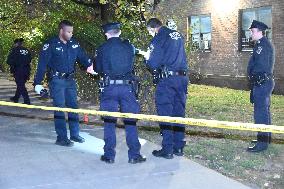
[211,0,239,14]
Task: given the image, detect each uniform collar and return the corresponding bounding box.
[56,36,72,44]
[108,37,121,41]
[257,36,266,44]
[157,26,167,34]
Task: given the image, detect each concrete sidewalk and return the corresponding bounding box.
[0,115,252,189]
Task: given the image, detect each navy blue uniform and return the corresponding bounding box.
[95,37,141,161]
[7,46,32,104]
[146,26,189,154]
[34,37,92,141]
[247,36,275,146]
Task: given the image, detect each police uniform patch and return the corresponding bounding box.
[169,32,181,40]
[256,46,263,54]
[56,47,63,51]
[72,44,79,49]
[43,44,49,51]
[20,50,28,55]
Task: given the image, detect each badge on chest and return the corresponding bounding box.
[72,44,79,49]
[56,46,63,52]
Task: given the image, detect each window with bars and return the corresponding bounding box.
[188,15,211,52]
[241,7,272,51]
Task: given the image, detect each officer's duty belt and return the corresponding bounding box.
[168,70,187,76]
[52,71,75,79]
[249,73,273,87]
[109,80,132,85]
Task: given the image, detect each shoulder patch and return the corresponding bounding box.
[169,32,181,40]
[43,44,49,51]
[20,49,29,55]
[256,46,263,54]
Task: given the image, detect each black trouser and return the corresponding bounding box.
[253,79,274,144]
[13,69,30,104]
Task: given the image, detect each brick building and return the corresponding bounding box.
[155,0,284,94]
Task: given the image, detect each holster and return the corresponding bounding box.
[98,76,110,94]
[249,73,273,87]
[152,66,169,85]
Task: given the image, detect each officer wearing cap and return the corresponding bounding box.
[141,18,189,159]
[7,38,32,105]
[247,20,275,152]
[34,20,95,147]
[95,22,146,164]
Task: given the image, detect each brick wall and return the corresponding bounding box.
[154,0,284,94]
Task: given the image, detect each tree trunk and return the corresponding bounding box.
[100,3,115,24]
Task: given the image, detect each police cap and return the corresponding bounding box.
[102,22,121,33]
[249,20,268,31]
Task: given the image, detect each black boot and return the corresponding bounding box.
[70,135,85,143]
[173,148,184,156]
[10,97,18,103]
[128,155,147,164]
[152,149,173,159]
[100,155,115,164]
[55,138,74,147]
[247,142,268,152]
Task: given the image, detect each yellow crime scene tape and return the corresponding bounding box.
[0,100,284,134]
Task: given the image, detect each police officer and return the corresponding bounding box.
[7,38,32,105]
[141,18,189,159]
[95,22,146,164]
[34,20,94,147]
[247,20,275,152]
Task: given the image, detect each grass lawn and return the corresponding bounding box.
[140,84,284,189]
[186,84,284,126]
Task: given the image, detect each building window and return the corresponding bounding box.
[241,7,272,51]
[189,15,211,52]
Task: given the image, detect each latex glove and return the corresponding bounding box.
[138,50,150,60]
[87,64,97,75]
[35,85,44,95]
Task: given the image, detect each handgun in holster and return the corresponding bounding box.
[249,72,273,87]
[98,75,110,93]
[152,66,169,85]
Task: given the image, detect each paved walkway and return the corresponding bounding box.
[0,73,252,189]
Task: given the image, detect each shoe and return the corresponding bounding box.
[24,101,31,105]
[55,138,74,147]
[100,155,114,164]
[128,155,147,164]
[152,149,174,159]
[70,135,85,143]
[250,140,258,144]
[247,142,268,153]
[10,97,18,103]
[173,148,184,156]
